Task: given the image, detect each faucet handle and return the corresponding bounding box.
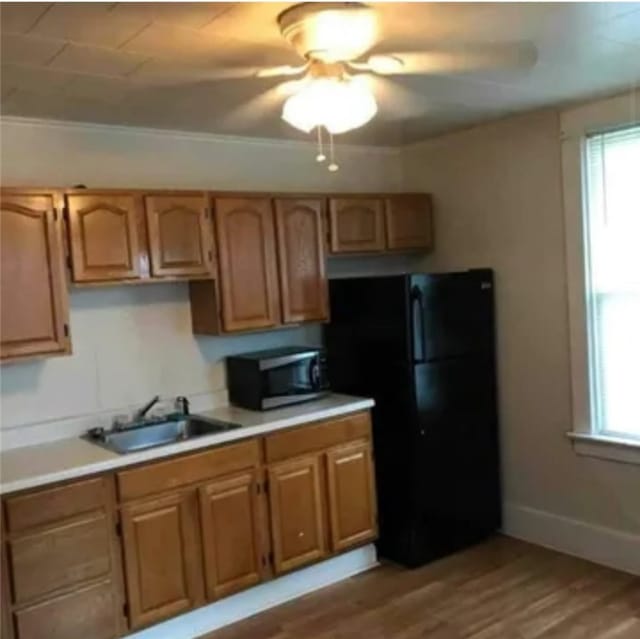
[175,396,190,416]
[112,414,129,430]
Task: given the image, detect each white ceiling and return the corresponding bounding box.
[1,2,639,145]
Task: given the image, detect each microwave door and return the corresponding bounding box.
[262,357,318,395]
[261,355,322,408]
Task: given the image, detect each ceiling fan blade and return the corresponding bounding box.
[367,42,538,75]
[131,64,268,87]
[256,64,309,79]
[220,79,306,130]
[363,75,429,120]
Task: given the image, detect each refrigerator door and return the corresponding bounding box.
[409,355,501,564]
[326,275,413,365]
[410,270,494,362]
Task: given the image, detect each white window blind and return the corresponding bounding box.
[584,124,640,439]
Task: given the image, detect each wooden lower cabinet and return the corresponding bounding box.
[1,476,123,639]
[1,411,377,636]
[326,442,378,552]
[8,513,112,604]
[199,471,264,600]
[13,578,119,639]
[120,491,204,630]
[267,455,328,574]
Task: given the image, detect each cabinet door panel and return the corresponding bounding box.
[214,198,280,332]
[0,193,69,361]
[326,442,378,552]
[13,579,118,639]
[145,194,213,277]
[268,456,327,574]
[274,198,328,323]
[385,194,433,251]
[66,193,142,282]
[121,492,203,630]
[328,198,385,253]
[8,513,112,604]
[199,471,263,600]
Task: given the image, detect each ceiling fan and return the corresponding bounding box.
[158,2,538,169]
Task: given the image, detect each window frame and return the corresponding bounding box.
[561,91,640,465]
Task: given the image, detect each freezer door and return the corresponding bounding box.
[326,275,413,364]
[410,270,494,361]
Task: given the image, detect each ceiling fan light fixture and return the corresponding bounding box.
[282,76,377,135]
[278,3,377,64]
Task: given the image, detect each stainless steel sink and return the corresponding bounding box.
[84,415,241,454]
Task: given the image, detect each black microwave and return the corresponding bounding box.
[226,346,330,411]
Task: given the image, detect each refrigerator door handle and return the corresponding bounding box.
[410,285,427,363]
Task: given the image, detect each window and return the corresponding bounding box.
[583,125,640,439]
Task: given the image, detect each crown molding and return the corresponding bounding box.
[0,116,402,156]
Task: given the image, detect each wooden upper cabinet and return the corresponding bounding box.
[328,197,385,253]
[268,455,327,574]
[274,198,328,324]
[144,194,213,278]
[0,192,70,362]
[385,194,433,251]
[326,441,378,552]
[199,471,263,601]
[120,491,204,630]
[214,197,280,332]
[66,192,142,282]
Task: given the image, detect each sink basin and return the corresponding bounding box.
[85,415,240,454]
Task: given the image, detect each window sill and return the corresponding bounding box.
[567,432,640,465]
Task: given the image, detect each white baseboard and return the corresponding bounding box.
[128,545,378,639]
[503,502,640,576]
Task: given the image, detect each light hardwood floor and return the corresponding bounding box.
[201,536,640,639]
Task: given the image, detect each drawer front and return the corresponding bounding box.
[117,439,260,501]
[265,412,372,463]
[9,514,112,604]
[5,478,108,533]
[13,579,118,639]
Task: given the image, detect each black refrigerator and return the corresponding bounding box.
[324,269,501,567]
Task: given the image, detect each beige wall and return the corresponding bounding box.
[0,117,413,447]
[401,106,640,541]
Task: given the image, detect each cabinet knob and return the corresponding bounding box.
[298,531,305,538]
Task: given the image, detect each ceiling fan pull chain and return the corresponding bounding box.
[328,132,339,172]
[316,126,326,162]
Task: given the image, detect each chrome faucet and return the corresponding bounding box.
[133,395,161,422]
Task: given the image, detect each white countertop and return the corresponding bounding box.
[0,394,374,495]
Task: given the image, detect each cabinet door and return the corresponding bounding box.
[0,192,70,361]
[199,471,263,601]
[120,491,203,630]
[384,194,433,251]
[328,197,385,253]
[274,198,328,323]
[268,456,327,574]
[214,198,280,332]
[326,442,378,552]
[8,513,112,604]
[66,193,142,282]
[145,194,214,277]
[13,579,118,639]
